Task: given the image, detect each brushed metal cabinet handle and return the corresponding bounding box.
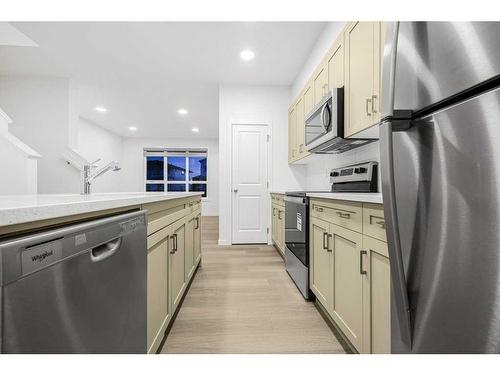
[366,98,372,116]
[336,211,351,219]
[323,232,328,250]
[372,94,378,113]
[360,250,367,275]
[327,234,333,252]
[376,220,386,229]
[170,235,176,254]
[316,207,324,212]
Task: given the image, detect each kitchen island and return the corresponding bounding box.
[0,192,203,353]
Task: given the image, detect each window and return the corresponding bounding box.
[144,149,208,197]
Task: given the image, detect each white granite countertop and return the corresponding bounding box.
[270,190,287,195]
[306,192,383,204]
[0,192,203,227]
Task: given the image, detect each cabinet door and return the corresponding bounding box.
[313,60,329,106]
[193,213,202,264]
[277,208,285,253]
[147,228,170,353]
[310,217,332,309]
[344,22,381,137]
[328,36,344,90]
[271,204,278,243]
[185,215,195,280]
[295,95,307,159]
[330,224,363,351]
[304,80,313,115]
[170,219,186,313]
[288,106,297,163]
[362,235,390,354]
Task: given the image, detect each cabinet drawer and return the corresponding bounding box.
[310,199,362,233]
[363,204,386,242]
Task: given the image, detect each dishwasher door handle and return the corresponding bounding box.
[91,237,122,262]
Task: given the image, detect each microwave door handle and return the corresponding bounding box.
[320,104,328,131]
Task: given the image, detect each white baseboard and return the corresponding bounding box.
[218,239,231,246]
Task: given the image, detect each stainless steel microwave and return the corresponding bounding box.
[305,87,373,153]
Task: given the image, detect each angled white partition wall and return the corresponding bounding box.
[0,108,41,194]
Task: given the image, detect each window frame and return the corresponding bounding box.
[144,148,208,198]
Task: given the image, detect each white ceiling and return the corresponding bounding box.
[0,22,326,138]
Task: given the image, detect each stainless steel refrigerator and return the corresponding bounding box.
[379,22,500,353]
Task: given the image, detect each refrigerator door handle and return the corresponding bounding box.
[379,21,413,351]
[380,120,413,351]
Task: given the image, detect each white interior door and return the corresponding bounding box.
[231,124,269,244]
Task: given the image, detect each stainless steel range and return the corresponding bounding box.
[284,161,378,299]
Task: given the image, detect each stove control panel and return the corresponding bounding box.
[329,161,378,192]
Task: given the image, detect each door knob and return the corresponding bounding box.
[233,188,238,193]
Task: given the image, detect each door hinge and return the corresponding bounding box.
[267,227,269,234]
[267,181,269,188]
[267,134,270,142]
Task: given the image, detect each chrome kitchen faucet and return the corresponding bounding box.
[81,158,121,194]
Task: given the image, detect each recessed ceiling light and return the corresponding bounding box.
[178,108,188,115]
[128,126,137,131]
[95,106,107,113]
[191,127,199,133]
[240,49,255,61]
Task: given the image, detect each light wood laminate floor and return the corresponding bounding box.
[161,216,345,354]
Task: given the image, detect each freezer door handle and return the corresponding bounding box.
[91,237,122,262]
[380,119,413,350]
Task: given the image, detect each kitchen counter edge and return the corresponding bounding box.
[0,192,203,227]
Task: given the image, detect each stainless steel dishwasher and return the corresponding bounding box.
[0,210,147,354]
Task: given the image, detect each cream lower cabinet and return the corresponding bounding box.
[145,195,202,354]
[309,198,390,354]
[271,194,285,255]
[362,235,390,354]
[310,216,332,309]
[193,213,201,264]
[147,227,171,354]
[170,218,186,313]
[330,224,364,352]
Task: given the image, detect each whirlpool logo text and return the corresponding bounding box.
[31,250,54,262]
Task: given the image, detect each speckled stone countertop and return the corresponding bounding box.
[0,192,203,227]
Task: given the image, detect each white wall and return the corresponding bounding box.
[218,84,306,245]
[77,117,124,192]
[0,76,81,193]
[120,137,219,216]
[291,22,381,191]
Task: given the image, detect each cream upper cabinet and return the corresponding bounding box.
[304,80,313,115]
[330,224,364,352]
[288,105,297,163]
[170,219,186,313]
[310,216,332,309]
[313,59,329,107]
[362,235,391,354]
[327,36,344,90]
[344,21,382,137]
[295,94,308,159]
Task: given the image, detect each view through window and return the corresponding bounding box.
[144,149,208,197]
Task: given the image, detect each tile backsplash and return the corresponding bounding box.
[305,141,381,191]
